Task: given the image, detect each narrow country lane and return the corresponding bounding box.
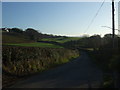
[10,52,103,88]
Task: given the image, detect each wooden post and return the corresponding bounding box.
[112,0,115,48]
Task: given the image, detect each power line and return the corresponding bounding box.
[101,26,120,31]
[84,0,105,33]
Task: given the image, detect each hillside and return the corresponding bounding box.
[2,28,81,48]
[41,37,81,43]
[2,32,34,44]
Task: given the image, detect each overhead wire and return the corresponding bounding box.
[84,0,105,33]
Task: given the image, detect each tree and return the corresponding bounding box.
[10,28,23,33]
[89,35,101,50]
[102,34,118,48]
[25,28,41,41]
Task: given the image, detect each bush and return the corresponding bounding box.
[109,55,120,72]
[2,46,79,76]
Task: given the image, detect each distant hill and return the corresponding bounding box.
[41,37,81,43]
[2,28,67,44]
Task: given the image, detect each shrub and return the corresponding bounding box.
[2,46,79,76]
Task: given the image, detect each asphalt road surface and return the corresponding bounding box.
[10,52,103,88]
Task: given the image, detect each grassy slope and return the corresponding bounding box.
[4,43,63,48]
[3,32,81,44]
[41,37,81,43]
[2,32,34,43]
[2,32,63,48]
[2,32,80,48]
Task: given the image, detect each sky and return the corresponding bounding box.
[2,1,120,36]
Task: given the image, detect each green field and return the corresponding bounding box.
[41,37,81,43]
[4,42,63,48]
[2,31,80,48]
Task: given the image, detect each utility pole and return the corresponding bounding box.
[112,0,115,48]
[112,0,116,88]
[112,1,120,88]
[118,1,120,36]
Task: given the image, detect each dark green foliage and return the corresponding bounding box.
[88,49,115,71]
[10,28,23,33]
[63,35,102,50]
[2,46,79,76]
[88,48,120,88]
[109,54,120,72]
[103,74,114,88]
[25,28,42,41]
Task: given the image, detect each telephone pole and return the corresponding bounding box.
[112,1,119,88]
[112,0,115,48]
[118,1,120,36]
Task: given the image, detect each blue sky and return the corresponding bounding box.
[0,2,2,28]
[2,2,119,36]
